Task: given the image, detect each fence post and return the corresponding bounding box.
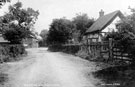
[109,38,113,61]
[86,38,90,55]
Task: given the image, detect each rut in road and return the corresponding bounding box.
[4,48,99,87]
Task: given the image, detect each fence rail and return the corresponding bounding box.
[84,39,132,62]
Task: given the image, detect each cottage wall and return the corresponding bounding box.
[102,16,120,33]
[86,34,102,43]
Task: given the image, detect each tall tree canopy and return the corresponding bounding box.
[47,18,74,45]
[39,29,48,46]
[0,2,39,44]
[72,13,94,42]
[40,29,48,40]
[46,14,95,45]
[0,0,10,7]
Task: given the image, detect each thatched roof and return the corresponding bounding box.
[85,10,125,34]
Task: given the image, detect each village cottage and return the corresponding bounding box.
[23,34,41,48]
[82,10,126,59]
[84,10,125,43]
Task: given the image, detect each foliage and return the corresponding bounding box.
[0,44,26,62]
[48,44,80,54]
[0,2,39,44]
[105,8,135,63]
[47,18,74,45]
[0,0,10,7]
[72,13,94,42]
[40,29,48,38]
[39,29,48,47]
[47,14,94,46]
[2,23,31,44]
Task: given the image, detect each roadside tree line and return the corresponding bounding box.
[0,1,39,62]
[44,8,135,47]
[0,2,39,44]
[40,14,95,46]
[41,8,135,64]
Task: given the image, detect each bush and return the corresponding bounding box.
[0,44,26,62]
[48,44,80,55]
[63,45,80,54]
[48,44,64,52]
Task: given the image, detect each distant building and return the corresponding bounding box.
[23,35,40,48]
[0,34,9,44]
[84,10,125,43]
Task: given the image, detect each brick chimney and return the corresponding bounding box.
[99,9,104,17]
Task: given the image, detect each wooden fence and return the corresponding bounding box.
[84,39,132,62]
[112,42,132,61]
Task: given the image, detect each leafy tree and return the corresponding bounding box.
[72,13,94,42]
[0,2,39,44]
[47,18,74,45]
[40,29,48,38]
[0,0,10,7]
[39,29,48,46]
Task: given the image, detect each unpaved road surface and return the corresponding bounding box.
[1,48,100,87]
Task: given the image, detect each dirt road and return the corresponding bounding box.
[2,48,100,87]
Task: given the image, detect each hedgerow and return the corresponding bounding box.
[0,44,26,62]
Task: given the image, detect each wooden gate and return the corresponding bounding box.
[85,40,111,60]
[112,41,131,61]
[84,39,131,62]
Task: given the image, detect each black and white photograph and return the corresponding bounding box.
[0,0,135,87]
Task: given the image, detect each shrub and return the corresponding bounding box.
[48,44,64,52]
[48,44,80,55]
[63,45,80,54]
[0,44,26,62]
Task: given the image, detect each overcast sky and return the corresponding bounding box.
[0,0,135,33]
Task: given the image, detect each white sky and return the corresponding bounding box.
[0,0,135,33]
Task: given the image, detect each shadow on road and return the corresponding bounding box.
[0,73,8,86]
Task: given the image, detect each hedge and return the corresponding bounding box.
[48,44,80,55]
[0,44,26,62]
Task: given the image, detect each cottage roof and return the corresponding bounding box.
[85,10,125,34]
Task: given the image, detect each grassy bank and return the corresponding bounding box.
[93,65,135,87]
